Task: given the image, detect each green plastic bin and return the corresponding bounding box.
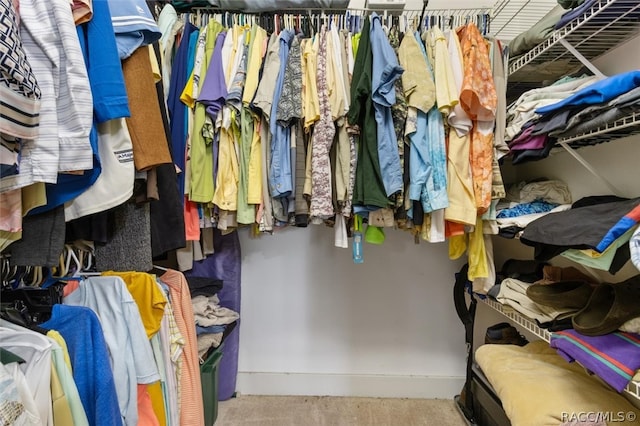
[200,344,224,425]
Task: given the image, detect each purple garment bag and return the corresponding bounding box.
[185,229,241,400]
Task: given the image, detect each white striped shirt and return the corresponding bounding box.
[6,0,93,189]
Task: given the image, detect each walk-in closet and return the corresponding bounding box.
[1,0,639,425]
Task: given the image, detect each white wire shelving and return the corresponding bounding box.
[509,0,640,81]
[482,297,553,342]
[505,0,640,194]
[556,110,640,148]
[480,297,640,402]
[496,0,640,403]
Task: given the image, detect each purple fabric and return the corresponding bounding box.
[508,126,548,150]
[510,141,554,165]
[185,229,241,401]
[198,32,228,118]
[550,329,640,392]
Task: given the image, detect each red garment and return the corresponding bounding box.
[445,221,466,238]
[184,199,201,241]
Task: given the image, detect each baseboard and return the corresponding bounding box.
[236,372,465,399]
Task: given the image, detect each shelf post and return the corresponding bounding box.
[557,141,623,196]
[558,38,606,79]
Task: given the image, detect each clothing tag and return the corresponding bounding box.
[115,149,134,163]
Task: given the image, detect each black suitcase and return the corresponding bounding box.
[453,264,511,426]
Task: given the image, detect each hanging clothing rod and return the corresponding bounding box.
[181,6,492,17]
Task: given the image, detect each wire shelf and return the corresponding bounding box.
[508,0,640,81]
[556,110,640,148]
[480,297,640,401]
[482,297,553,342]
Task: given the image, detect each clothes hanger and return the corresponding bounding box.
[64,245,100,277]
[147,264,171,277]
[419,0,429,32]
[0,272,63,326]
[29,266,42,287]
[84,251,93,272]
[1,257,16,291]
[64,245,81,277]
[307,14,314,37]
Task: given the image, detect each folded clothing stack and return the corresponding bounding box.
[192,294,240,358]
[520,196,640,273]
[505,70,640,164]
[496,180,573,239]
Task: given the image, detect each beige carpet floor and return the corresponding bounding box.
[216,395,468,426]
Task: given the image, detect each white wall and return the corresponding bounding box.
[237,226,467,397]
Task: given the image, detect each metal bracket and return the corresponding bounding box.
[558,38,606,79]
[557,141,622,196]
[554,38,621,194]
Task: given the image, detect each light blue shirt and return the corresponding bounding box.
[269,29,295,198]
[408,32,448,214]
[63,277,160,426]
[370,13,404,198]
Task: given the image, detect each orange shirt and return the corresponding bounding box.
[457,23,497,122]
[137,384,160,426]
[458,24,497,213]
[161,269,205,426]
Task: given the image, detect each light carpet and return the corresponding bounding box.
[216,395,468,425]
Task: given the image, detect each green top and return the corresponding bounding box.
[347,18,391,208]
